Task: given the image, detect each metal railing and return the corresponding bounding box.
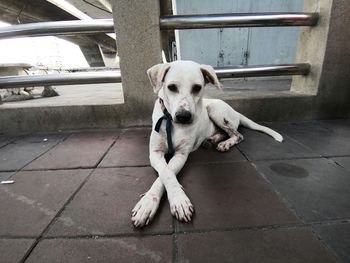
[0,64,308,89]
[0,71,121,89]
[0,13,318,39]
[0,19,114,39]
[215,63,309,79]
[0,12,318,88]
[160,13,318,30]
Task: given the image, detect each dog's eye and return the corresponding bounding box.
[192,84,202,94]
[167,84,178,92]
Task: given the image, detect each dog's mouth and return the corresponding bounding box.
[174,119,193,125]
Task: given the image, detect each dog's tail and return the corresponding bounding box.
[239,114,283,142]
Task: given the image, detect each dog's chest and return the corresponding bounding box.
[157,120,215,153]
[170,127,193,152]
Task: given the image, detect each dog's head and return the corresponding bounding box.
[147,60,222,124]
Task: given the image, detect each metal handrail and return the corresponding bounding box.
[160,13,318,29]
[0,19,114,39]
[0,71,121,89]
[0,12,319,40]
[215,63,310,78]
[0,64,309,89]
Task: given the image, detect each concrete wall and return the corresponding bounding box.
[0,0,349,135]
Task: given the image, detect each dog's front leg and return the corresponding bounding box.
[150,152,194,222]
[131,151,193,227]
[131,177,165,227]
[150,151,194,222]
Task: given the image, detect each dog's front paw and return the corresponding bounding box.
[131,192,160,227]
[168,188,194,222]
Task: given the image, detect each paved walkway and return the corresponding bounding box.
[0,120,349,263]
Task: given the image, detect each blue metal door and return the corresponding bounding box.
[174,0,304,66]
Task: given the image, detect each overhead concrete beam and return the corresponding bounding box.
[80,44,105,67]
[96,0,112,13]
[66,0,112,18]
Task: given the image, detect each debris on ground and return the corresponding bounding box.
[1,180,15,185]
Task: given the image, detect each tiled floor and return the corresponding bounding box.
[0,120,349,263]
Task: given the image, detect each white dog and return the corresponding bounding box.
[131,60,283,227]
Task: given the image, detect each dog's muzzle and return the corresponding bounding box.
[175,110,192,124]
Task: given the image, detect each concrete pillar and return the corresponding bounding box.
[111,0,163,126]
[291,0,333,95]
[314,0,350,117]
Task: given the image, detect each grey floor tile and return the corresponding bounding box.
[254,158,350,222]
[99,136,150,167]
[332,156,350,170]
[0,169,91,236]
[319,119,350,132]
[177,228,336,263]
[177,162,299,231]
[187,145,246,164]
[24,131,118,170]
[274,121,350,157]
[121,128,151,138]
[237,127,319,161]
[0,134,66,171]
[0,238,35,263]
[313,223,350,263]
[46,167,172,236]
[26,236,172,263]
[0,136,16,148]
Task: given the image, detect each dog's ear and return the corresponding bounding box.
[147,63,171,93]
[200,64,222,90]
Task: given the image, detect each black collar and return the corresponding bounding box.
[154,98,174,163]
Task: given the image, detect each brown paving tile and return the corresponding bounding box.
[254,158,350,222]
[122,128,151,138]
[187,145,246,164]
[24,131,118,170]
[99,137,149,167]
[177,162,299,231]
[27,236,172,263]
[0,134,66,171]
[0,238,35,263]
[0,169,91,236]
[19,133,67,143]
[177,228,336,263]
[46,167,172,236]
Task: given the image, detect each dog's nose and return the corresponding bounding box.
[175,110,192,124]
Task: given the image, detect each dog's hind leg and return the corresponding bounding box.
[206,100,244,152]
[201,130,227,149]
